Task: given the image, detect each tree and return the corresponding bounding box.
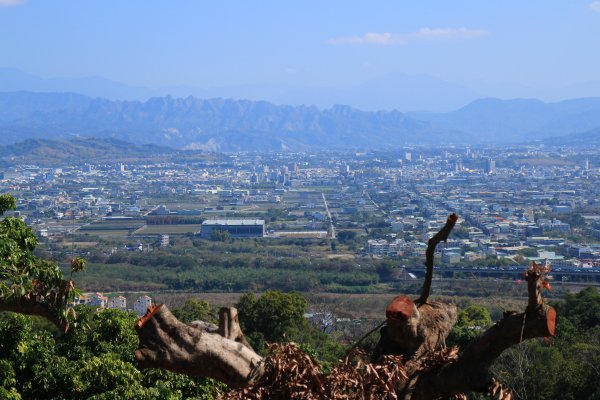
[375,259,396,281]
[172,298,216,324]
[0,307,225,399]
[448,305,493,348]
[210,229,232,243]
[0,194,82,329]
[133,214,557,399]
[236,291,307,347]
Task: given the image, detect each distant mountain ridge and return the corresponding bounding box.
[1,91,600,151]
[0,91,458,151]
[0,67,155,101]
[543,127,600,146]
[0,137,183,166]
[4,67,600,112]
[410,97,600,142]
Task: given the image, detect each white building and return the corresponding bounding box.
[108,296,127,311]
[89,293,108,308]
[134,295,153,316]
[367,239,400,257]
[160,234,170,248]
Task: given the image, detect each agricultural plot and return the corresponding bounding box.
[134,224,201,235]
[78,218,145,237]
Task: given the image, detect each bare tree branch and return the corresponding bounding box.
[416,213,458,305]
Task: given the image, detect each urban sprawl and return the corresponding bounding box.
[2,145,600,306]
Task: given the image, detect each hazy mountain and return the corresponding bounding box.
[0,69,482,111]
[0,91,460,151]
[4,67,600,113]
[468,80,600,104]
[186,73,483,112]
[3,91,600,151]
[543,127,600,146]
[0,67,156,101]
[0,137,182,166]
[411,97,600,143]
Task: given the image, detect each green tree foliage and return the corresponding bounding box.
[172,298,216,324]
[209,229,231,242]
[0,194,83,327]
[0,308,225,399]
[235,291,344,364]
[375,260,396,281]
[336,230,357,243]
[556,286,600,331]
[236,291,307,343]
[492,286,600,400]
[447,305,493,348]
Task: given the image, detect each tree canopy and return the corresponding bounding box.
[0,194,82,328]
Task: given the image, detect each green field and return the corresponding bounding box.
[84,229,132,238]
[77,218,146,237]
[135,224,201,235]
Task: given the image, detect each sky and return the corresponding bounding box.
[1,1,600,107]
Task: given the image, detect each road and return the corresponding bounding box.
[363,189,387,217]
[321,192,336,239]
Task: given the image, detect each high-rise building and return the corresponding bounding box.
[485,158,496,174]
[454,159,463,172]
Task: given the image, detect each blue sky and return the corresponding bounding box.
[1,1,600,97]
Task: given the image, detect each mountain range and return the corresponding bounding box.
[1,91,600,151]
[0,92,457,151]
[4,67,600,113]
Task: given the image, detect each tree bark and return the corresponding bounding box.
[401,268,555,399]
[135,304,264,388]
[373,214,459,361]
[416,213,458,305]
[373,296,457,360]
[0,297,63,328]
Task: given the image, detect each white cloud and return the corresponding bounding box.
[328,27,488,46]
[411,27,488,40]
[327,32,401,45]
[0,0,25,6]
[590,1,600,13]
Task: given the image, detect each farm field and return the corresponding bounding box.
[134,224,201,235]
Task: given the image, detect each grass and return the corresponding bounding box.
[84,230,132,237]
[134,224,201,235]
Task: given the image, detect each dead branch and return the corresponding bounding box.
[135,305,263,388]
[416,213,458,305]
